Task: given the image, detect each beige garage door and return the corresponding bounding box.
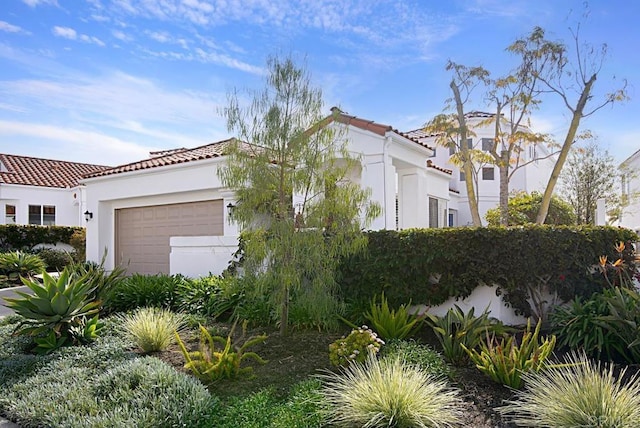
[115,200,223,275]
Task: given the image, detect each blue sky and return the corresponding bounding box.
[0,0,638,167]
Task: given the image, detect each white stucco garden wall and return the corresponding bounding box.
[618,150,640,232]
[0,183,84,226]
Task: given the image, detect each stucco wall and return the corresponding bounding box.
[0,184,83,226]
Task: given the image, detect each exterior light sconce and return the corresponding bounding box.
[84,210,93,222]
[226,203,236,215]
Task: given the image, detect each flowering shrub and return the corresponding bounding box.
[329,326,384,367]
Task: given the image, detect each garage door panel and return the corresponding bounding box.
[116,200,223,275]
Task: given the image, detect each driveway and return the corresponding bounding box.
[0,286,30,317]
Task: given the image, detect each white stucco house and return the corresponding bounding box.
[617,149,640,232]
[407,111,555,226]
[82,109,453,277]
[0,153,110,227]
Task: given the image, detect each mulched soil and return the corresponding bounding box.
[151,323,520,426]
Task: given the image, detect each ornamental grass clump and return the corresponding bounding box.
[320,355,462,428]
[498,352,640,427]
[118,307,186,353]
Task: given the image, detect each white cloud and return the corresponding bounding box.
[0,119,153,166]
[52,26,77,40]
[0,70,227,143]
[112,29,132,42]
[21,0,58,7]
[147,31,171,43]
[0,21,27,34]
[52,26,105,46]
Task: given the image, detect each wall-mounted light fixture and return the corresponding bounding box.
[84,210,93,222]
[226,202,236,215]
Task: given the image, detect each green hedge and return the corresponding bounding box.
[0,224,82,250]
[337,226,638,317]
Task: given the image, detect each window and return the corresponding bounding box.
[481,138,493,151]
[28,205,55,225]
[459,171,466,181]
[467,138,473,149]
[429,148,436,158]
[429,197,439,228]
[5,205,15,224]
[482,167,495,181]
[449,145,456,156]
[448,209,458,227]
[43,206,56,225]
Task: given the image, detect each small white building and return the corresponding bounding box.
[617,149,640,232]
[407,112,555,226]
[82,109,453,277]
[0,153,110,227]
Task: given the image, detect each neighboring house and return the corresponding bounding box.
[82,109,452,277]
[617,149,640,232]
[0,153,110,227]
[407,112,555,226]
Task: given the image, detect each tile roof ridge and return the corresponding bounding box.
[0,152,111,169]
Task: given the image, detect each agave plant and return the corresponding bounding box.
[3,268,102,350]
[0,250,46,283]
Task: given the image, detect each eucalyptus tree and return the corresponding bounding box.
[219,55,380,334]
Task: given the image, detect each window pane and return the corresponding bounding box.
[5,205,16,224]
[482,167,495,180]
[460,171,466,181]
[28,205,41,225]
[429,197,439,228]
[481,138,493,151]
[449,145,456,156]
[43,205,56,226]
[467,138,473,149]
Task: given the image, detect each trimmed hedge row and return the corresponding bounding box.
[337,226,638,316]
[0,224,82,250]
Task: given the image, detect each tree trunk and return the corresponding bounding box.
[280,284,289,335]
[451,80,483,226]
[499,150,510,226]
[536,74,596,224]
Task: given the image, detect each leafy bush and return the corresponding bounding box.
[0,224,81,250]
[118,307,186,353]
[32,248,73,272]
[338,226,638,317]
[176,275,243,320]
[176,322,267,383]
[66,258,127,307]
[328,326,384,367]
[320,355,462,428]
[380,339,450,379]
[105,273,184,312]
[0,251,46,282]
[498,352,640,427]
[364,293,422,341]
[464,319,556,389]
[551,292,621,361]
[426,305,506,366]
[68,228,86,262]
[3,270,102,354]
[485,191,576,226]
[597,287,640,363]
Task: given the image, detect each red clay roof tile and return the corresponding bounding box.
[0,153,110,188]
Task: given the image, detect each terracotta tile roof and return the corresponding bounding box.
[85,138,237,179]
[405,128,440,139]
[329,107,434,150]
[426,160,452,175]
[0,153,111,188]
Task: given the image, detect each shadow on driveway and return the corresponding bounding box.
[0,286,30,318]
